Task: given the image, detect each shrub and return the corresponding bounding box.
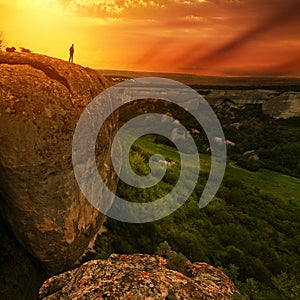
[237,157,261,171]
[166,252,188,274]
[5,46,16,53]
[156,241,171,256]
[20,47,32,53]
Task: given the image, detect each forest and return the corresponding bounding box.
[84,101,300,299]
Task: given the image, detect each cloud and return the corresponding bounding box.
[169,0,300,74]
[58,0,165,17]
[201,1,300,60]
[261,56,300,77]
[2,0,299,76]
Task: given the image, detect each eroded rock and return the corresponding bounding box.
[204,89,300,119]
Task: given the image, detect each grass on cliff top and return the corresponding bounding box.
[134,135,300,205]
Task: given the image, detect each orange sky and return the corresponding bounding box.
[1,0,300,76]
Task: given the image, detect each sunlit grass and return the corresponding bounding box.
[133,135,300,204]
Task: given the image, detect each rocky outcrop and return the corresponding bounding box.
[39,253,240,300]
[102,72,300,119]
[0,52,118,278]
[203,89,300,119]
[262,91,300,119]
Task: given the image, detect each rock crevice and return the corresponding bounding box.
[0,59,71,91]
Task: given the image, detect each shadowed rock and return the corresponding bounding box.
[0,215,47,299]
[0,52,118,281]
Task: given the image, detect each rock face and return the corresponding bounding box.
[203,89,300,119]
[39,253,240,300]
[0,216,47,299]
[103,72,300,119]
[0,52,118,275]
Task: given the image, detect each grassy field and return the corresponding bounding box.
[227,163,300,204]
[134,135,300,204]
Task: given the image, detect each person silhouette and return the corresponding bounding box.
[69,44,74,63]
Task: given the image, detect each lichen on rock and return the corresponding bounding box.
[39,253,240,300]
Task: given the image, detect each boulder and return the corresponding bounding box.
[39,253,240,300]
[0,52,118,275]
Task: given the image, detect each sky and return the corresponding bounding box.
[0,0,300,76]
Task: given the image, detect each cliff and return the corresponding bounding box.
[39,253,240,299]
[203,89,300,119]
[101,71,300,119]
[0,52,119,297]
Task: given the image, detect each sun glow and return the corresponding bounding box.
[0,0,109,67]
[1,0,299,76]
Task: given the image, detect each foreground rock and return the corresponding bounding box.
[39,253,239,299]
[0,51,118,278]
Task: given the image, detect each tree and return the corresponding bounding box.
[272,272,300,299]
[0,30,4,51]
[242,278,261,300]
[220,264,240,284]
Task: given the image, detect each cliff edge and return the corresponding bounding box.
[0,52,119,297]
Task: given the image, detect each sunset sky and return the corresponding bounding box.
[1,0,300,76]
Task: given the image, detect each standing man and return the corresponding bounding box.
[69,44,74,63]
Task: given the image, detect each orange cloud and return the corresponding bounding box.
[1,0,299,76]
